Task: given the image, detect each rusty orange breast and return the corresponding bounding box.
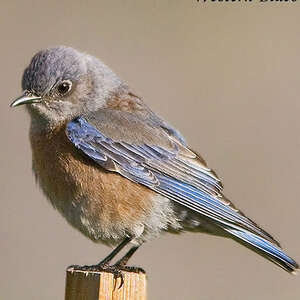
[29,123,156,242]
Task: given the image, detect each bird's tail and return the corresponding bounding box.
[222,226,299,274]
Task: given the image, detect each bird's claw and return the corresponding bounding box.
[67,263,125,289]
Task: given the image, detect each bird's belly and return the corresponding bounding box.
[30,125,178,244]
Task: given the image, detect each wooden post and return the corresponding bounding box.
[65,266,147,300]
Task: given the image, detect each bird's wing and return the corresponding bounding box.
[66,109,298,272]
[66,109,267,238]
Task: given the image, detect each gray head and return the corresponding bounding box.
[11,46,126,124]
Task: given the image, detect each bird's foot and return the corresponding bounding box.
[116,264,146,274]
[67,263,120,289]
[67,263,145,289]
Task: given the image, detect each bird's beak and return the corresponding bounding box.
[10,92,42,107]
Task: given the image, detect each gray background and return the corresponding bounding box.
[1,1,299,299]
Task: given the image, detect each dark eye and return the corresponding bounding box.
[57,80,72,95]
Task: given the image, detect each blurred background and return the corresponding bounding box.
[1,1,299,299]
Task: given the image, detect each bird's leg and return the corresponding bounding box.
[97,237,132,267]
[68,238,144,289]
[111,245,144,289]
[69,237,131,273]
[114,245,144,272]
[115,245,139,266]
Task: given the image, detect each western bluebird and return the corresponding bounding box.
[11,46,298,281]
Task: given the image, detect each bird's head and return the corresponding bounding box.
[11,46,126,125]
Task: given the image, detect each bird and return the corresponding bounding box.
[11,46,298,283]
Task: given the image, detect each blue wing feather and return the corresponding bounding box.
[66,116,299,273]
[65,117,272,235]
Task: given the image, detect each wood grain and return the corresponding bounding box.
[65,267,147,300]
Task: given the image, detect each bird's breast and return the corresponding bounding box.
[29,123,175,244]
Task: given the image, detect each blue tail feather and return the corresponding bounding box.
[224,227,299,273]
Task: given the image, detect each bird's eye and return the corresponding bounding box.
[57,80,72,95]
